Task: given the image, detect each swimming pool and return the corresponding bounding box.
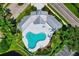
[26,32,46,49]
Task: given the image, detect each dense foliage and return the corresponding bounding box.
[60,25,79,51]
[0,4,16,54]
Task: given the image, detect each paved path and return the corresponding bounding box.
[50,3,79,27]
[7,3,29,19]
[56,46,71,56]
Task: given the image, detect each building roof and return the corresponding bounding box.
[33,16,45,24]
[47,15,62,30]
[17,10,62,31]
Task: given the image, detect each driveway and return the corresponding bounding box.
[7,3,29,19]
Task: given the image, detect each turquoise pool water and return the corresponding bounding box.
[26,32,46,49]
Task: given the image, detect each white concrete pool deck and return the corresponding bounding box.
[22,21,54,52]
[17,10,62,52]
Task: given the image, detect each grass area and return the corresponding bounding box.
[64,3,79,18]
[8,39,32,56]
[16,4,36,23]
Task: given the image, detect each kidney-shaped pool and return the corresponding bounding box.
[26,32,46,49]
